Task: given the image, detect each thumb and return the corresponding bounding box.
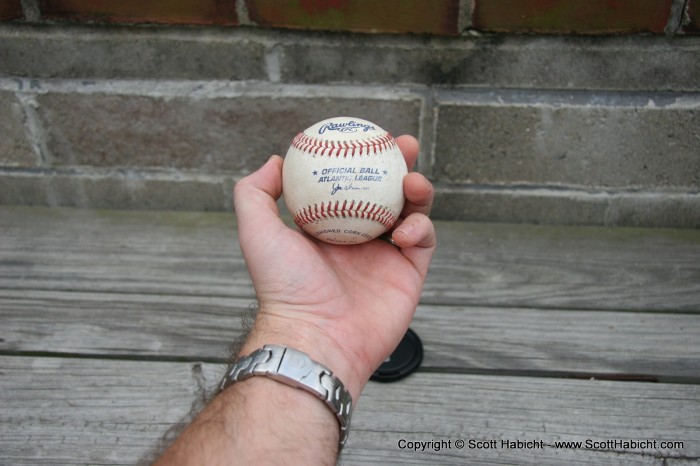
[391,212,436,281]
[233,155,286,243]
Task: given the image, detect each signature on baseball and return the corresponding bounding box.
[331,182,367,196]
[318,120,376,134]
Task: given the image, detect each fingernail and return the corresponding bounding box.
[394,224,414,242]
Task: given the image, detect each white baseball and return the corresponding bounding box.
[282,116,407,245]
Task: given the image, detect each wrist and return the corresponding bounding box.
[239,314,368,402]
[221,344,352,451]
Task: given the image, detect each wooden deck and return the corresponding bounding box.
[1,205,699,465]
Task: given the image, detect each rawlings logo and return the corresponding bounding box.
[318,120,376,134]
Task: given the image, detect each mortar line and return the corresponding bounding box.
[3,166,699,198]
[665,0,690,34]
[416,88,434,177]
[434,86,700,109]
[235,0,254,27]
[0,78,428,102]
[264,44,282,83]
[19,0,41,22]
[2,78,697,110]
[15,93,51,167]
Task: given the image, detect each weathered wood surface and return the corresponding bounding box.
[1,357,696,466]
[0,357,215,466]
[0,207,252,299]
[2,289,699,379]
[1,206,699,465]
[430,222,700,311]
[349,372,699,465]
[2,206,699,311]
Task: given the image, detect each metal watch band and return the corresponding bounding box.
[219,344,353,450]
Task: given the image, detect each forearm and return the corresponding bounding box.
[154,375,340,465]
[154,316,363,465]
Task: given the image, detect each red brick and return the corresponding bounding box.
[246,0,459,35]
[473,0,673,34]
[40,0,238,26]
[687,0,700,34]
[0,1,23,20]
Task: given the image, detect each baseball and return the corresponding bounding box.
[282,116,407,245]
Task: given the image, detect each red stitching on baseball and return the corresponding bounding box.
[293,201,398,231]
[291,132,397,158]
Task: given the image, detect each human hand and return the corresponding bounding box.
[233,135,436,400]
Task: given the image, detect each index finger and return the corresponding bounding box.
[395,135,433,217]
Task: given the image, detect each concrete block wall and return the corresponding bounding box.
[1,1,699,227]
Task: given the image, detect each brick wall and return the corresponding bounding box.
[1,0,697,34]
[1,1,699,227]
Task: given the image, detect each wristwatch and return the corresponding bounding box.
[219,344,353,450]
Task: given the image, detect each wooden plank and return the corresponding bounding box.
[350,372,698,465]
[2,206,700,311]
[2,290,698,378]
[411,305,700,379]
[0,206,253,298]
[0,289,251,360]
[1,357,696,465]
[0,356,218,466]
[428,221,700,311]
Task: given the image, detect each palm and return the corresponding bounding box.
[249,225,423,371]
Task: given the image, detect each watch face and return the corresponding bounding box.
[371,328,423,382]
